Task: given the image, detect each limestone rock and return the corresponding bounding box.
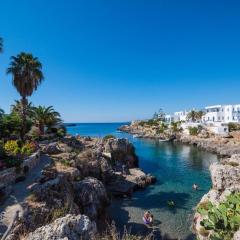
[73,177,109,220]
[26,214,97,240]
[210,162,240,191]
[234,230,240,240]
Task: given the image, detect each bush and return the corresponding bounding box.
[228,122,240,132]
[4,140,37,159]
[197,193,240,240]
[21,142,37,156]
[4,140,19,156]
[188,126,199,136]
[56,127,66,137]
[103,135,116,140]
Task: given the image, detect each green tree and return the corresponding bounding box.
[197,110,205,120]
[11,100,34,119]
[7,53,44,140]
[0,113,22,139]
[187,110,198,122]
[32,106,61,135]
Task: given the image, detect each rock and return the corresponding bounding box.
[26,214,97,240]
[234,230,240,240]
[55,164,81,181]
[57,143,74,153]
[73,177,109,220]
[76,150,101,179]
[103,138,138,168]
[42,142,61,155]
[210,162,240,191]
[106,168,156,196]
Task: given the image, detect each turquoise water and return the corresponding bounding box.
[66,123,218,240]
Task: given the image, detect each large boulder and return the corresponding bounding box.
[103,138,138,168]
[26,214,97,240]
[73,177,109,220]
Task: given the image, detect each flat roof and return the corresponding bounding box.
[205,105,222,109]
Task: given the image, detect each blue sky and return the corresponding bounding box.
[0,0,240,122]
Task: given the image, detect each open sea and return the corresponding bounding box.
[66,122,218,240]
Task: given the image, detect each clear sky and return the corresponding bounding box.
[0,0,240,122]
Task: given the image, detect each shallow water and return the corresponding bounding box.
[66,123,218,240]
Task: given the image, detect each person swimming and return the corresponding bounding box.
[167,200,175,207]
[143,211,153,225]
[192,183,199,190]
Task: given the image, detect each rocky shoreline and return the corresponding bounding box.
[2,135,156,240]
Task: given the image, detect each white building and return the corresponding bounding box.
[203,104,240,123]
[174,111,189,122]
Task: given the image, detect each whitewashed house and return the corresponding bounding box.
[203,104,240,123]
[174,111,189,122]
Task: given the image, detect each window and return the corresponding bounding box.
[218,117,220,121]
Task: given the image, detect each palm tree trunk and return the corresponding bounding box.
[21,97,28,141]
[39,122,44,135]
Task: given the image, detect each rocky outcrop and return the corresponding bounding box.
[73,177,109,220]
[194,154,240,239]
[26,214,97,240]
[4,136,155,239]
[103,138,139,168]
[106,168,156,196]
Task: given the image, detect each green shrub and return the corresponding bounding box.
[21,141,37,156]
[138,121,145,127]
[103,135,116,140]
[56,128,66,137]
[228,122,240,132]
[197,193,240,240]
[188,126,199,136]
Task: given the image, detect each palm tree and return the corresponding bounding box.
[197,110,205,121]
[187,110,198,122]
[11,100,34,118]
[7,52,44,140]
[0,37,3,53]
[32,106,61,135]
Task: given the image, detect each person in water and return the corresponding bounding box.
[192,183,199,190]
[143,211,153,226]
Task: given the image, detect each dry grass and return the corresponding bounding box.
[95,222,154,240]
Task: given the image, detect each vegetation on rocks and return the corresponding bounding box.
[197,193,240,240]
[104,135,116,140]
[228,122,240,132]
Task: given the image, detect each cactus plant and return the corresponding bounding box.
[197,193,240,240]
